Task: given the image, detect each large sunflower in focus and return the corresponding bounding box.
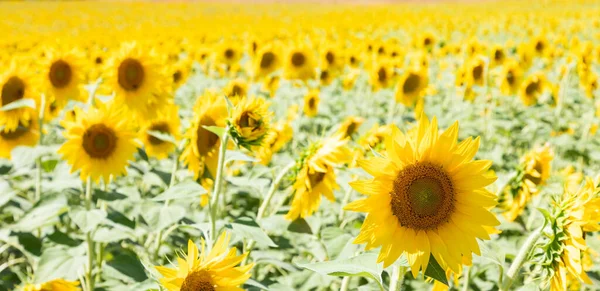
[58,101,138,183]
[286,134,350,220]
[155,232,253,291]
[43,48,85,119]
[140,104,180,160]
[181,90,228,179]
[345,115,499,277]
[284,45,316,81]
[0,62,39,133]
[0,119,39,159]
[105,42,170,120]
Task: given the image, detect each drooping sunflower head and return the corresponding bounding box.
[22,278,80,291]
[43,48,85,115]
[228,96,272,149]
[519,72,546,106]
[0,119,39,159]
[58,101,138,183]
[286,134,350,220]
[284,45,316,81]
[181,90,228,179]
[105,42,170,120]
[522,143,553,187]
[155,232,253,291]
[336,116,365,139]
[140,104,181,160]
[0,61,39,133]
[303,89,320,117]
[395,68,429,107]
[345,115,499,277]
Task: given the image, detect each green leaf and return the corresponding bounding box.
[69,208,107,233]
[41,159,58,172]
[34,246,86,283]
[146,130,176,144]
[287,218,312,234]
[142,204,185,231]
[297,253,384,289]
[0,180,16,207]
[203,125,226,137]
[424,255,448,286]
[0,98,36,111]
[16,232,42,256]
[227,217,277,247]
[93,227,134,243]
[225,150,258,164]
[106,249,148,282]
[10,198,68,232]
[152,181,206,201]
[479,241,505,267]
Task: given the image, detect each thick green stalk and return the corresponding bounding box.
[389,266,404,291]
[210,131,230,241]
[339,276,350,291]
[154,155,179,260]
[501,227,543,290]
[84,177,95,291]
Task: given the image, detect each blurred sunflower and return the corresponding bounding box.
[253,43,281,80]
[228,96,272,149]
[105,42,170,120]
[170,59,192,92]
[262,75,280,98]
[140,104,180,160]
[499,59,522,95]
[284,45,316,81]
[320,45,343,73]
[224,78,249,102]
[254,119,293,165]
[303,89,320,117]
[341,70,360,91]
[519,73,546,106]
[0,61,39,133]
[490,45,506,67]
[42,48,85,119]
[155,232,253,291]
[0,119,39,159]
[23,278,80,291]
[395,68,429,107]
[58,101,137,183]
[286,134,350,220]
[319,69,334,87]
[181,90,228,179]
[336,116,364,139]
[215,41,243,68]
[345,115,499,276]
[466,57,486,87]
[370,62,393,91]
[358,123,392,154]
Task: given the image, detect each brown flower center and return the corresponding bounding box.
[147,122,170,145]
[308,96,316,109]
[494,50,504,62]
[196,115,219,156]
[472,64,483,81]
[49,60,72,89]
[524,160,544,185]
[291,52,306,67]
[535,41,544,53]
[231,85,245,97]
[506,71,515,85]
[0,124,29,140]
[260,52,275,69]
[390,162,455,230]
[402,73,421,94]
[82,124,117,159]
[1,76,25,106]
[320,70,329,81]
[308,170,326,188]
[525,80,540,96]
[325,51,335,65]
[173,71,182,83]
[180,271,215,291]
[377,67,387,83]
[118,58,145,91]
[224,49,235,59]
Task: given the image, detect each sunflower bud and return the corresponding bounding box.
[228,96,272,149]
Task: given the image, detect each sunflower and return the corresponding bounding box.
[303,89,320,117]
[58,101,138,183]
[345,115,499,277]
[170,59,192,91]
[519,73,546,106]
[341,70,360,91]
[358,123,392,154]
[320,45,343,73]
[253,43,281,80]
[541,178,600,291]
[517,43,534,70]
[395,68,429,107]
[581,72,598,99]
[284,45,316,81]
[499,59,522,95]
[228,96,272,149]
[490,45,506,67]
[370,62,393,91]
[181,90,228,179]
[215,42,243,67]
[262,75,280,98]
[42,48,85,120]
[0,61,39,133]
[254,119,293,165]
[223,78,249,103]
[531,35,548,57]
[500,144,553,222]
[140,104,180,160]
[417,32,436,51]
[319,69,334,87]
[346,50,361,69]
[105,42,170,120]
[336,116,364,139]
[155,232,253,291]
[23,278,80,291]
[466,57,486,87]
[286,134,350,220]
[0,119,39,159]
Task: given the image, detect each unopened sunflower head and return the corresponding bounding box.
[536,177,600,291]
[228,96,273,149]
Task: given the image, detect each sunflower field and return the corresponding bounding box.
[1,1,600,291]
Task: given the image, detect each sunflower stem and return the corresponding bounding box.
[154,154,179,260]
[461,266,470,291]
[34,94,46,204]
[386,95,397,125]
[84,177,95,291]
[339,276,351,291]
[210,130,230,241]
[242,161,295,265]
[501,226,542,291]
[338,186,353,223]
[389,265,403,291]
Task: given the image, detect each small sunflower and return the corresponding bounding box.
[215,42,243,67]
[155,232,253,291]
[395,68,429,107]
[519,73,546,106]
[140,104,181,160]
[170,59,192,91]
[303,89,320,117]
[490,45,506,67]
[319,69,334,87]
[358,123,392,154]
[228,96,272,149]
[261,75,280,98]
[181,90,228,179]
[0,61,39,133]
[320,45,343,73]
[105,42,170,120]
[370,62,393,91]
[0,119,39,159]
[284,45,316,81]
[466,57,486,87]
[341,70,360,91]
[336,116,365,139]
[286,134,350,220]
[223,78,249,102]
[58,101,138,183]
[23,278,80,291]
[43,48,85,119]
[254,119,293,165]
[499,59,522,95]
[253,43,281,80]
[345,115,499,277]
